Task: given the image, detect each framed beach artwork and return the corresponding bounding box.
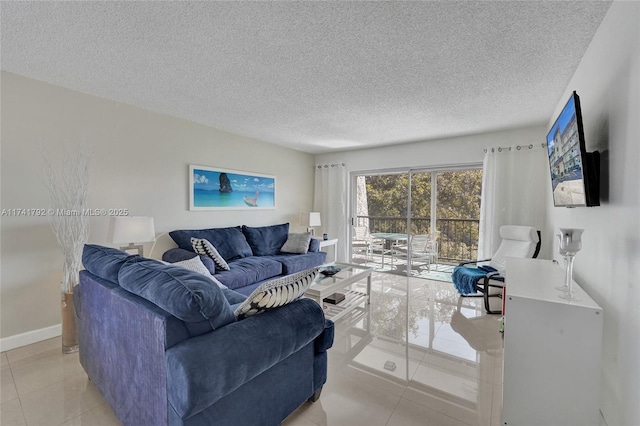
[189,165,276,210]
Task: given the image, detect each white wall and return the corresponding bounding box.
[544,3,640,425]
[0,72,316,344]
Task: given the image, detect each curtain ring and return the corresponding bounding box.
[498,147,502,152]
[516,145,521,150]
[491,148,495,153]
[529,144,533,149]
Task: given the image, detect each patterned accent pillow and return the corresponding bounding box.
[234,267,318,320]
[280,232,312,254]
[163,256,228,289]
[191,237,230,271]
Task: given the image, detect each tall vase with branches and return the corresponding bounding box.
[42,145,91,353]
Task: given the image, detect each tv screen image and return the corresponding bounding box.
[547,92,589,207]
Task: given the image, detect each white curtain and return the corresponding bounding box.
[478,143,548,260]
[314,162,348,262]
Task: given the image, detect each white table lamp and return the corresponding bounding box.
[300,212,321,236]
[110,216,155,255]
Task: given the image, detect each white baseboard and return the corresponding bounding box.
[0,324,61,352]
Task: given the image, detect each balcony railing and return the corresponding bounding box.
[354,216,479,263]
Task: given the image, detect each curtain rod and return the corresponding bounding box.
[484,142,546,153]
[316,163,346,168]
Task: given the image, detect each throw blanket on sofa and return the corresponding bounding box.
[452,265,504,295]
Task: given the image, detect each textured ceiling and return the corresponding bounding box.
[1,1,611,154]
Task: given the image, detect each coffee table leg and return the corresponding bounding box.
[366,273,371,304]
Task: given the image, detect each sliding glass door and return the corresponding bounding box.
[432,170,483,264]
[351,166,482,276]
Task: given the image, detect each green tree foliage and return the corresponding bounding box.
[365,170,481,221]
[436,170,482,220]
[365,173,409,219]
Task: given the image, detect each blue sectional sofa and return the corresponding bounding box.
[75,244,334,426]
[163,223,327,295]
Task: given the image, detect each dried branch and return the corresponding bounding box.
[42,144,91,293]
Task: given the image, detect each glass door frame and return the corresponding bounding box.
[350,163,482,276]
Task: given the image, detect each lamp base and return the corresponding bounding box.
[120,243,144,256]
[307,227,315,236]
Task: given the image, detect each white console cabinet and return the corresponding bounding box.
[502,258,603,426]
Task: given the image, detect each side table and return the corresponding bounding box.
[318,238,338,265]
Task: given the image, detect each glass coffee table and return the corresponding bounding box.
[306,263,373,321]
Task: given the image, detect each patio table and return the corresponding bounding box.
[370,233,408,266]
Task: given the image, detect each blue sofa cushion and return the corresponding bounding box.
[191,237,230,271]
[234,268,318,319]
[242,223,289,256]
[266,252,327,275]
[214,256,283,290]
[118,257,236,331]
[169,226,252,261]
[221,288,247,305]
[82,244,136,284]
[163,248,217,274]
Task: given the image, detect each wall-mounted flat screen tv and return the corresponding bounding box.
[546,91,599,207]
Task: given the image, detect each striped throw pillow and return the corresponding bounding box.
[191,237,230,271]
[234,267,318,319]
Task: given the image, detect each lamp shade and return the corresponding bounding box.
[300,212,321,227]
[111,216,155,244]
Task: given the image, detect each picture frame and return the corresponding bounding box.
[189,165,276,210]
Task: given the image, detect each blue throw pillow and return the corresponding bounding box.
[242,223,289,256]
[82,244,136,284]
[169,227,252,261]
[118,257,236,330]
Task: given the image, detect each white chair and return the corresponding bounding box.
[452,225,541,314]
[352,226,373,261]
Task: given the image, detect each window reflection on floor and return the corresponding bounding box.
[325,272,503,426]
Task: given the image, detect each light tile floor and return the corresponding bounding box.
[1,273,504,426]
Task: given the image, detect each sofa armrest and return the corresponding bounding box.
[315,319,335,353]
[77,271,184,426]
[165,298,328,419]
[309,237,321,252]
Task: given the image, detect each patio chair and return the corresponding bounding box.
[452,225,541,314]
[392,234,438,271]
[352,226,373,261]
